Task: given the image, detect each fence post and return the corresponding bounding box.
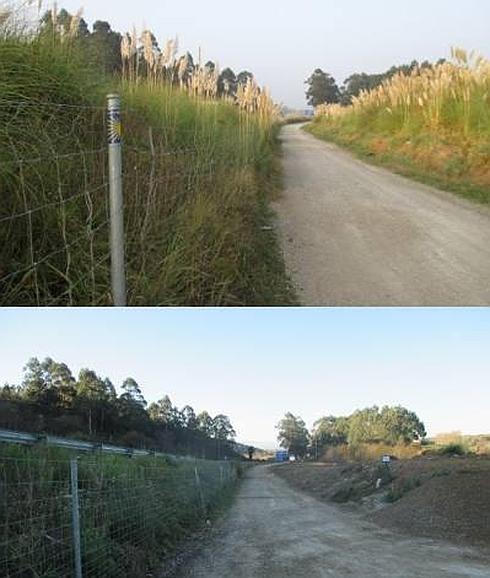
[194,466,206,515]
[107,94,127,307]
[70,459,83,578]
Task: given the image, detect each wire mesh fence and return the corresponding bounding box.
[0,447,240,578]
[0,99,111,306]
[0,94,262,306]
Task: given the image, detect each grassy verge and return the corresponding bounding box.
[308,54,490,205]
[0,443,244,577]
[306,120,490,204]
[0,35,294,305]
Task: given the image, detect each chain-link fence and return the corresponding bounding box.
[0,446,240,577]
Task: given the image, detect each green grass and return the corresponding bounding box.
[0,35,294,306]
[0,443,243,577]
[307,97,490,205]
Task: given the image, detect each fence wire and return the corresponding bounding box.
[0,96,262,306]
[0,450,239,578]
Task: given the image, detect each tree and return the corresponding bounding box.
[76,369,114,435]
[211,415,236,440]
[379,406,426,444]
[237,71,253,87]
[196,411,214,437]
[2,357,239,460]
[218,67,237,97]
[276,413,309,458]
[181,405,197,429]
[21,358,60,407]
[88,20,122,74]
[347,406,426,446]
[305,69,340,107]
[312,415,349,447]
[121,378,147,408]
[43,358,77,407]
[148,395,174,427]
[347,406,384,445]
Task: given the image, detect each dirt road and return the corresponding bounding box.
[273,124,490,306]
[176,466,490,578]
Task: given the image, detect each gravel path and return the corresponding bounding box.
[175,466,490,578]
[273,124,490,306]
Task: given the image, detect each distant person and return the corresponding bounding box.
[248,446,255,461]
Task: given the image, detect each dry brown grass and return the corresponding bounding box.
[322,443,422,463]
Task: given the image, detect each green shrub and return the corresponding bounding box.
[385,477,422,503]
[438,443,468,456]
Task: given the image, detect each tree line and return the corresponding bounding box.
[305,59,445,107]
[40,7,255,97]
[277,406,427,458]
[0,358,237,459]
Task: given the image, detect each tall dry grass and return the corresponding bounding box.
[316,49,490,134]
[311,49,490,201]
[0,7,293,305]
[120,26,280,127]
[323,443,422,463]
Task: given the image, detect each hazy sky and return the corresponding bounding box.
[52,0,490,108]
[1,308,489,448]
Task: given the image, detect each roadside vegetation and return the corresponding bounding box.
[276,406,426,460]
[305,50,490,204]
[274,407,490,550]
[0,2,294,305]
[0,357,238,459]
[0,443,244,577]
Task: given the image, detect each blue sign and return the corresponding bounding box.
[276,450,289,463]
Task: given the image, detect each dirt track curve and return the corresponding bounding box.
[273,124,490,306]
[175,466,490,578]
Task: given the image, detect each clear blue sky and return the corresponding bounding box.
[51,0,490,108]
[1,308,489,448]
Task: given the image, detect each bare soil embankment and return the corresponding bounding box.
[273,456,490,550]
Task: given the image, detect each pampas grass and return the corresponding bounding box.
[120,26,280,126]
[316,48,490,136]
[310,48,490,203]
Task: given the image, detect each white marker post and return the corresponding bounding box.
[107,94,127,306]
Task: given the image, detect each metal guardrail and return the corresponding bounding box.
[0,427,172,458]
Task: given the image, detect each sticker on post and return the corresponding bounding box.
[107,96,122,145]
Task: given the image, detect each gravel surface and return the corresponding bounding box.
[174,465,490,578]
[273,124,490,306]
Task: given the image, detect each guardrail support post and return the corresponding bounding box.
[107,94,127,307]
[70,459,83,578]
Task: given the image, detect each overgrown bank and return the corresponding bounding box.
[0,8,294,306]
[0,443,244,577]
[307,50,490,205]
